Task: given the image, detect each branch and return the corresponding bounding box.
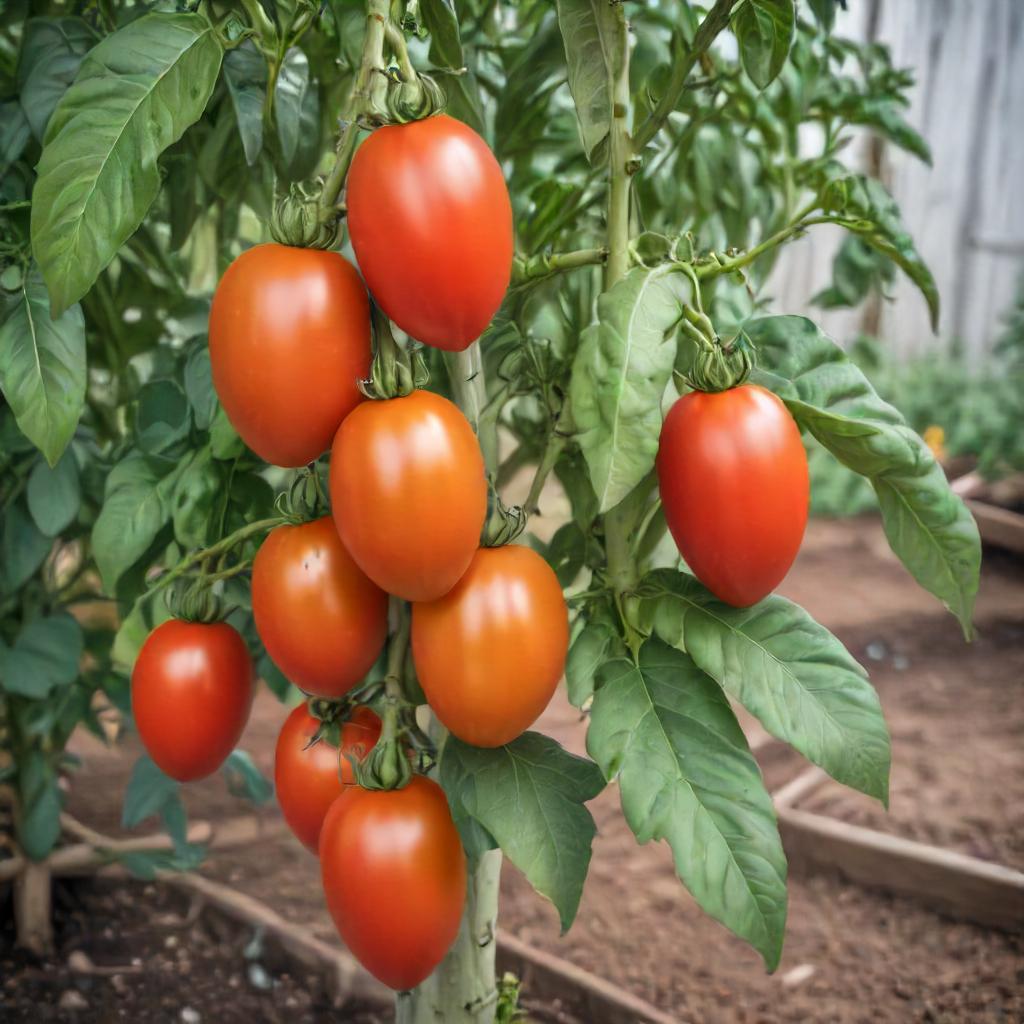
[633,0,737,152]
[511,248,608,288]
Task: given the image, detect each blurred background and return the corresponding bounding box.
[1,0,1022,1022]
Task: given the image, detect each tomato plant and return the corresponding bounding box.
[319,775,466,991]
[347,114,514,351]
[1,0,984,1017]
[275,703,381,852]
[131,620,253,783]
[412,545,568,747]
[657,385,810,607]
[330,389,487,601]
[252,516,388,697]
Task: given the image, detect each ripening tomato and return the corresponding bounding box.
[209,244,371,467]
[319,775,466,990]
[274,704,380,852]
[252,517,387,697]
[131,620,253,782]
[656,384,809,607]
[346,114,513,351]
[412,545,568,747]
[329,389,487,601]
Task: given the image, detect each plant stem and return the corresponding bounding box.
[632,0,737,152]
[512,248,607,287]
[319,0,389,217]
[523,430,566,515]
[698,204,825,280]
[445,345,497,469]
[384,21,417,82]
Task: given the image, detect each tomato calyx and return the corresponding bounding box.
[164,575,223,626]
[358,305,429,400]
[384,71,446,125]
[270,181,340,250]
[481,491,527,547]
[676,306,753,394]
[274,465,330,523]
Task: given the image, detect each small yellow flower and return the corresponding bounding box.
[923,424,946,461]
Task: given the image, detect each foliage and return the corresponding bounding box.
[0,0,982,992]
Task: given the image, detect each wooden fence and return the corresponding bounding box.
[767,0,1024,362]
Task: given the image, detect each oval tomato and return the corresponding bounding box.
[319,775,466,990]
[346,114,512,351]
[131,620,253,782]
[274,704,380,853]
[209,244,370,467]
[656,384,809,607]
[252,517,387,697]
[329,389,487,601]
[412,545,568,747]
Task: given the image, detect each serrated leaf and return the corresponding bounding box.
[31,12,223,315]
[441,733,604,932]
[732,0,794,89]
[588,639,787,970]
[640,570,890,803]
[569,265,687,511]
[0,266,85,467]
[749,316,980,636]
[26,448,81,537]
[819,173,939,331]
[223,40,266,166]
[16,17,97,142]
[0,613,83,699]
[565,620,613,708]
[92,454,180,594]
[555,0,620,162]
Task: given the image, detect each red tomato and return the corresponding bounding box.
[412,545,568,747]
[252,517,387,697]
[656,384,809,607]
[274,704,381,853]
[319,776,466,990]
[209,244,370,467]
[131,620,253,782]
[346,114,512,351]
[329,389,487,601]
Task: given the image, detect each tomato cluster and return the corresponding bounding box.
[130,115,567,992]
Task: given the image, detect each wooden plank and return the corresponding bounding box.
[773,766,828,810]
[966,498,1024,554]
[497,930,683,1024]
[779,805,1024,932]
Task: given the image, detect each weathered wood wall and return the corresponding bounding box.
[767,0,1024,361]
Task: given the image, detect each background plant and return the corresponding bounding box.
[0,1,982,1020]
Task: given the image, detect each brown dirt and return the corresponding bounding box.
[3,517,1023,1022]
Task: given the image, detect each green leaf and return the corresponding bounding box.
[588,639,787,970]
[223,750,274,805]
[210,405,245,460]
[135,379,192,458]
[223,40,266,166]
[565,619,613,708]
[183,342,217,431]
[0,613,84,699]
[274,47,320,179]
[732,0,794,89]
[18,750,62,861]
[819,173,939,331]
[749,316,981,637]
[441,733,605,932]
[0,100,30,175]
[122,754,179,829]
[541,521,586,589]
[112,593,172,673]
[0,501,52,594]
[807,0,840,32]
[117,843,206,880]
[26,448,81,537]
[170,449,222,549]
[555,0,620,162]
[420,0,463,69]
[640,570,891,803]
[92,454,179,594]
[569,265,687,511]
[16,17,97,141]
[31,12,224,315]
[0,266,86,467]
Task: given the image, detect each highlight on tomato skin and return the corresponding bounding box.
[656,383,809,608]
[251,517,388,699]
[274,704,381,853]
[131,619,254,783]
[346,113,513,351]
[411,544,569,748]
[329,389,488,602]
[208,243,372,467]
[319,775,467,990]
